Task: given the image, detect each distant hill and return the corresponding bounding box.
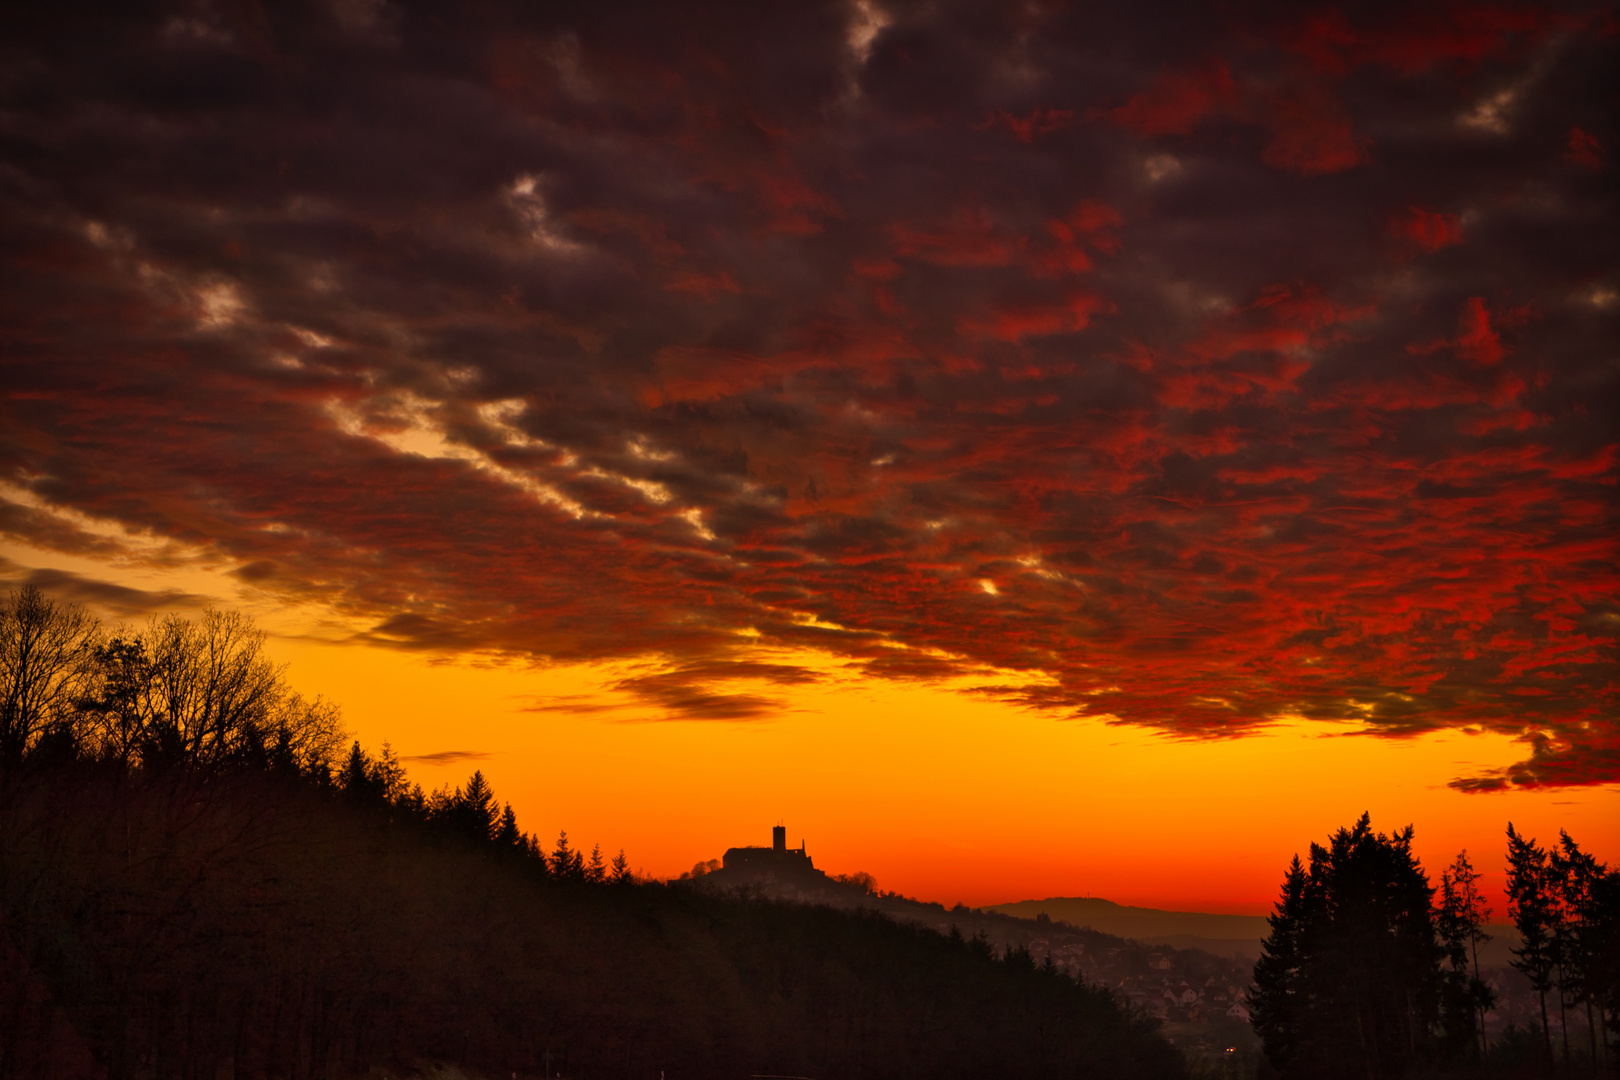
[990,897,1272,958]
[991,896,1520,966]
[690,861,1265,1066]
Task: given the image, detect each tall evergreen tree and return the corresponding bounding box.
[610,849,632,884]
[1249,814,1448,1080]
[1436,851,1494,1062]
[450,770,500,843]
[1250,855,1308,1071]
[585,843,607,883]
[1554,831,1611,1071]
[1590,866,1620,1068]
[526,833,549,872]
[1506,823,1559,1067]
[371,742,409,804]
[341,741,380,803]
[494,803,523,851]
[552,830,584,880]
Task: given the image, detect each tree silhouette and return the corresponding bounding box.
[79,634,148,766]
[1507,822,1559,1067]
[551,830,584,880]
[444,770,499,843]
[1593,866,1620,1070]
[1552,830,1612,1071]
[1249,813,1447,1079]
[0,585,99,765]
[64,607,345,776]
[1250,855,1307,1070]
[341,740,382,803]
[1436,850,1494,1062]
[494,802,523,851]
[371,742,409,803]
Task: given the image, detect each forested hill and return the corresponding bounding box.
[0,761,1187,1080]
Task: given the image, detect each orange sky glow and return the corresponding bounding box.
[5,536,1614,915]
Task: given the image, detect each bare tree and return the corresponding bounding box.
[140,609,283,767]
[0,585,100,765]
[267,691,345,775]
[77,608,345,774]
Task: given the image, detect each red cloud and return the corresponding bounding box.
[1455,297,1505,366]
[1256,85,1369,176]
[1362,7,1560,74]
[1404,297,1507,368]
[1565,127,1602,170]
[1283,6,1560,75]
[890,208,1021,267]
[958,293,1105,342]
[1101,56,1369,177]
[664,269,741,300]
[1099,63,1234,136]
[1392,206,1464,253]
[978,107,1075,143]
[2,0,1615,793]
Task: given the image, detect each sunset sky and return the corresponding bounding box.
[2,0,1616,913]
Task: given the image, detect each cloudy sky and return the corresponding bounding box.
[2,0,1615,907]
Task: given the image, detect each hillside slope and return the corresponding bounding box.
[0,763,1187,1080]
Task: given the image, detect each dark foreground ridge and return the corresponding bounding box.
[0,763,1186,1080]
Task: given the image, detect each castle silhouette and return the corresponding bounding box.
[721,825,825,883]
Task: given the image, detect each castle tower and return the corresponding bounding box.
[772,824,786,852]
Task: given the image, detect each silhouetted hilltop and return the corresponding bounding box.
[685,827,1263,1065]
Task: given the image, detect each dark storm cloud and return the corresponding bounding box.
[1,0,1615,784]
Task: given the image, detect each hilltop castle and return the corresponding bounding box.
[721,825,824,882]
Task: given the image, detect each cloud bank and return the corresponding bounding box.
[1,0,1615,787]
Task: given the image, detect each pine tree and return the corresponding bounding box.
[610,848,631,884]
[452,770,499,843]
[526,833,549,872]
[494,803,522,851]
[1506,823,1558,1067]
[551,830,583,880]
[1436,851,1494,1061]
[371,741,408,804]
[1250,855,1307,1072]
[341,741,383,803]
[398,782,429,819]
[1249,814,1447,1079]
[1554,831,1610,1071]
[1589,866,1620,1068]
[424,783,456,824]
[586,843,607,883]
